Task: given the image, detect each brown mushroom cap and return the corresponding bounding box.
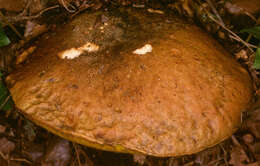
[6,8,253,157]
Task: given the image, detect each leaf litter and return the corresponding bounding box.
[0,0,260,166]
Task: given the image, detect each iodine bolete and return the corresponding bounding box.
[6,8,253,157]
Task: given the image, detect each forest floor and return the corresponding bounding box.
[0,0,259,165]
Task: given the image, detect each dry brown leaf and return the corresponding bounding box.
[228,146,258,166]
[245,109,260,138]
[0,137,15,155]
[41,137,71,166]
[24,21,48,40]
[25,143,44,164]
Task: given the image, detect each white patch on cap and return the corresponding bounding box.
[133,44,152,55]
[58,42,99,59]
[59,48,82,59]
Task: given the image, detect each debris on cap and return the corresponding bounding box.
[58,42,99,59]
[133,44,152,55]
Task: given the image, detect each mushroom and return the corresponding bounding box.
[6,8,253,157]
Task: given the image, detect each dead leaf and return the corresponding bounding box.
[245,109,260,138]
[24,21,48,40]
[41,137,71,166]
[25,143,44,164]
[0,137,15,155]
[229,146,255,166]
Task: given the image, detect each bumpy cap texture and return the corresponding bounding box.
[6,9,253,156]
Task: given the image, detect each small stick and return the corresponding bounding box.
[0,151,7,160]
[71,3,94,18]
[11,5,59,22]
[231,135,250,162]
[73,143,82,166]
[59,0,76,13]
[229,35,257,48]
[207,13,256,52]
[208,157,223,165]
[10,158,32,165]
[0,95,11,111]
[245,34,253,43]
[206,0,225,26]
[244,11,257,22]
[202,0,256,52]
[19,0,32,17]
[184,161,194,166]
[78,148,94,166]
[0,11,23,39]
[219,144,229,166]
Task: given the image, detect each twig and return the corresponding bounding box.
[0,95,11,111]
[206,0,225,26]
[19,0,32,17]
[231,135,250,162]
[78,148,94,166]
[203,0,256,52]
[208,157,224,165]
[0,151,7,160]
[219,144,229,166]
[0,150,32,165]
[71,3,94,18]
[184,161,194,166]
[0,11,23,39]
[73,143,82,166]
[58,0,76,13]
[207,13,256,52]
[0,151,10,165]
[246,34,253,43]
[11,5,59,22]
[10,158,32,165]
[244,11,257,22]
[229,35,257,48]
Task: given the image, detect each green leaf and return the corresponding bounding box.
[0,71,13,111]
[0,23,10,47]
[240,26,260,40]
[253,48,260,69]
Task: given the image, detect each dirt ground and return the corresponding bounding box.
[0,0,259,165]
